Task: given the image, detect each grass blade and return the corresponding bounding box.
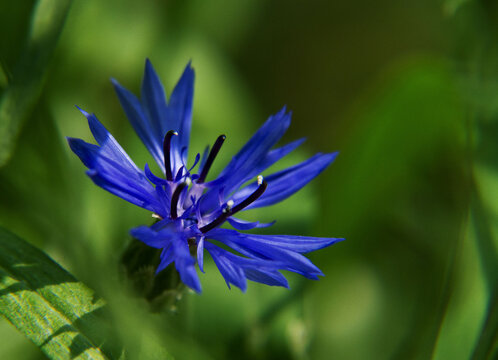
[0,227,115,359]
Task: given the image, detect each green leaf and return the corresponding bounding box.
[0,0,72,167]
[0,226,113,359]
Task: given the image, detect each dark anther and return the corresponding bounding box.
[171,182,187,219]
[230,179,267,214]
[163,130,178,181]
[197,135,226,183]
[199,178,267,233]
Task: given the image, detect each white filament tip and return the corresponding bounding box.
[152,213,162,220]
[227,200,234,208]
[257,175,263,185]
[185,177,192,186]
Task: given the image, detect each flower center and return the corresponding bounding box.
[163,132,268,232]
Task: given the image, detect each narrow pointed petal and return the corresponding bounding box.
[205,243,289,289]
[77,107,140,171]
[244,268,289,288]
[167,63,195,169]
[187,153,201,173]
[87,171,157,211]
[259,138,305,171]
[172,238,202,293]
[242,138,306,183]
[215,107,292,193]
[210,138,305,191]
[67,137,99,168]
[144,163,168,186]
[232,152,338,209]
[152,186,171,219]
[174,166,185,181]
[130,225,171,248]
[150,218,174,231]
[156,245,175,273]
[205,243,247,291]
[234,233,343,253]
[141,59,168,138]
[111,79,165,171]
[207,229,325,277]
[227,217,275,230]
[197,237,205,273]
[132,224,201,292]
[68,137,161,212]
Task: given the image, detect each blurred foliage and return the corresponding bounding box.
[0,0,497,359]
[0,227,120,359]
[0,0,72,167]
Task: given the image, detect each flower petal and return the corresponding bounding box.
[172,237,201,293]
[77,107,140,171]
[205,242,289,289]
[152,185,171,218]
[141,59,169,140]
[112,79,165,172]
[131,224,201,292]
[197,237,205,273]
[167,62,195,169]
[229,232,343,253]
[257,138,305,173]
[243,268,289,288]
[227,217,275,230]
[66,136,99,168]
[205,242,247,291]
[207,229,325,278]
[215,107,292,193]
[130,225,171,248]
[68,137,161,212]
[156,245,175,273]
[144,163,168,186]
[232,152,338,209]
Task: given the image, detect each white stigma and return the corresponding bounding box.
[185,177,192,187]
[223,200,234,213]
[257,175,263,185]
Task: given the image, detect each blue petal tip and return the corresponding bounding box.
[75,105,90,117]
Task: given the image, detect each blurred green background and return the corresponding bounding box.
[0,0,496,359]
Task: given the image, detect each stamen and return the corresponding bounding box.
[230,179,267,214]
[223,200,234,214]
[170,182,187,219]
[197,135,226,183]
[199,177,267,233]
[152,213,163,220]
[163,130,178,181]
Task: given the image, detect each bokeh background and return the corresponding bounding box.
[0,0,497,359]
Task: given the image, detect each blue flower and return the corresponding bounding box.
[68,59,343,293]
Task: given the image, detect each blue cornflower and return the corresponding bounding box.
[68,60,343,293]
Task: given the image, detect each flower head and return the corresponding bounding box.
[68,59,343,293]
